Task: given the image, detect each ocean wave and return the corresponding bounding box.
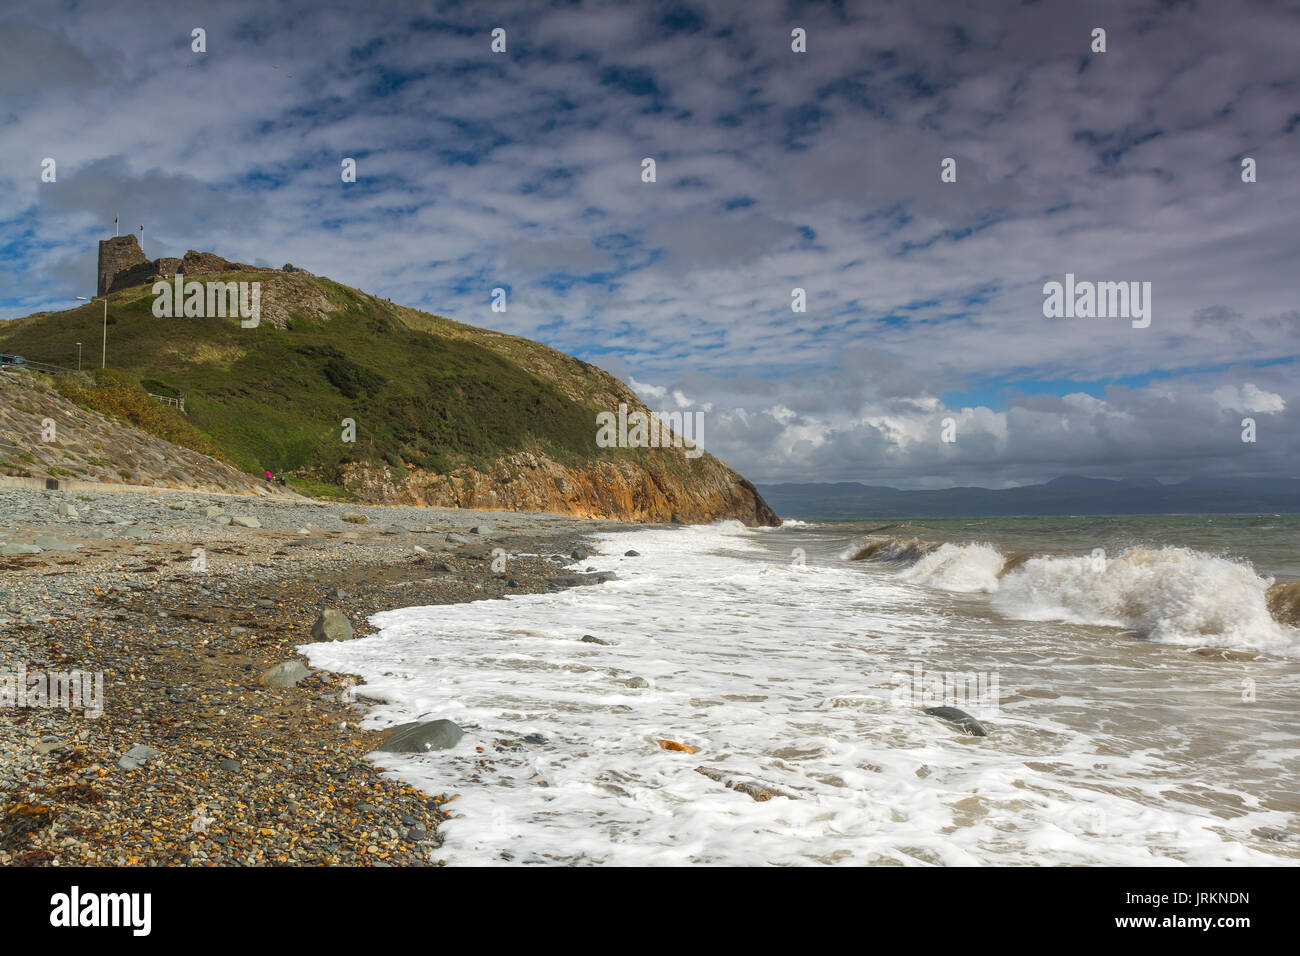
[995,547,1298,654]
[847,535,1300,654]
[842,536,937,563]
[899,542,1006,593]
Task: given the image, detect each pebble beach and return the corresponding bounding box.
[0,487,637,866]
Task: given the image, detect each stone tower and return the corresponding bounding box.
[97,235,146,295]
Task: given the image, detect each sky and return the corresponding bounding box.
[1,0,1297,488]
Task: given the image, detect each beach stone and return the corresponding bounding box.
[204,506,224,518]
[446,533,472,545]
[310,607,354,642]
[215,515,232,525]
[218,759,242,772]
[581,634,613,645]
[231,516,261,528]
[1,543,41,555]
[623,676,650,688]
[550,571,617,587]
[117,744,161,770]
[624,550,640,557]
[924,706,988,737]
[378,719,464,753]
[34,538,79,551]
[570,548,588,560]
[469,525,492,535]
[58,502,79,518]
[259,660,310,688]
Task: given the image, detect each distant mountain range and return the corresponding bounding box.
[759,476,1300,520]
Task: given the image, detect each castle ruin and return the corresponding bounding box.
[96,236,292,296]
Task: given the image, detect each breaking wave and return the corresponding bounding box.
[848,535,1300,654]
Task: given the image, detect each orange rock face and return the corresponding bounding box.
[341,450,780,526]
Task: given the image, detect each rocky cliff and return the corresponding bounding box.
[2,249,779,526]
[342,451,779,525]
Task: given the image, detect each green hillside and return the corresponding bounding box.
[0,270,635,494]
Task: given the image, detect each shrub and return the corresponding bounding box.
[54,369,225,461]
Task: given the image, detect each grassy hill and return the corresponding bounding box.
[0,266,777,524]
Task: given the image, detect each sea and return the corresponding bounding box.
[302,513,1300,866]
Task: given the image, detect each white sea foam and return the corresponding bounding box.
[302,524,1298,866]
[852,534,1300,655]
[901,542,1005,593]
[993,547,1300,655]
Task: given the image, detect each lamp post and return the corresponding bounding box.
[76,342,82,371]
[75,296,108,368]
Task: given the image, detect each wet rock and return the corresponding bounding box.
[550,571,617,587]
[624,550,640,557]
[623,676,649,688]
[378,719,464,753]
[924,706,987,737]
[310,608,354,642]
[581,634,613,645]
[694,766,792,802]
[656,738,697,753]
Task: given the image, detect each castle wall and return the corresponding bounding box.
[97,235,147,295]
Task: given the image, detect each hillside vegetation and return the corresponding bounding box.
[0,266,778,523]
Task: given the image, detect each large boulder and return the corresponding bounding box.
[378,719,464,753]
[310,607,354,642]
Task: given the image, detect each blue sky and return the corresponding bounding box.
[1,0,1297,487]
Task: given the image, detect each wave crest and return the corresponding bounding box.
[994,546,1298,653]
[845,533,1300,654]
